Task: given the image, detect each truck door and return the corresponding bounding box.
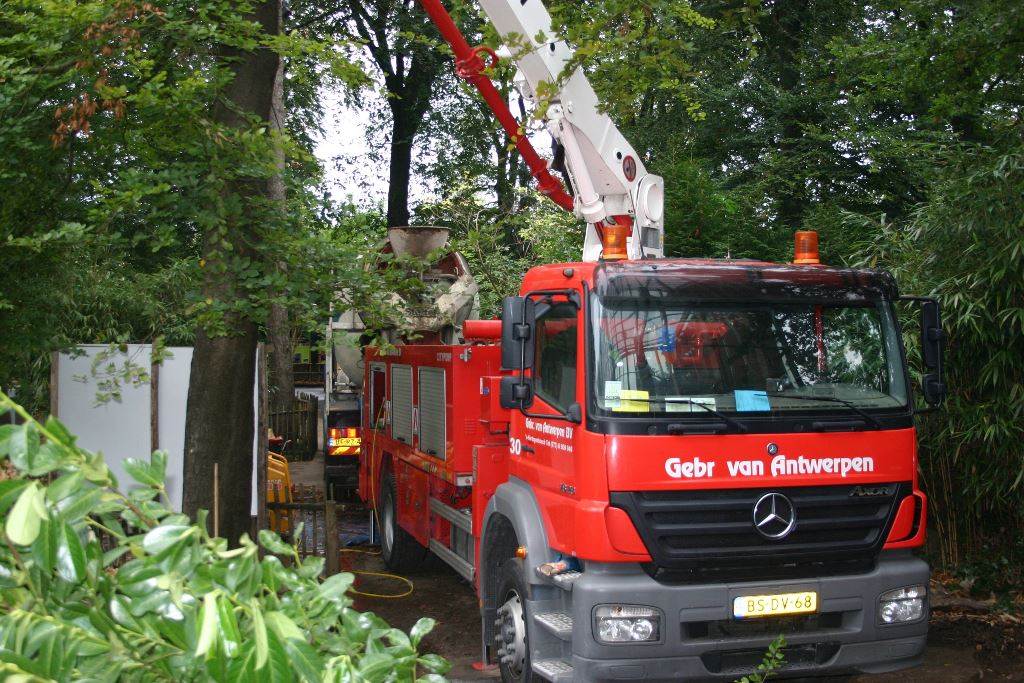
[511,299,583,550]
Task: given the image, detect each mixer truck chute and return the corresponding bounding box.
[324,226,478,494]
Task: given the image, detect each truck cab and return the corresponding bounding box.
[484,257,936,681]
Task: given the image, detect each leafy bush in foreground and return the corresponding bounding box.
[0,392,448,682]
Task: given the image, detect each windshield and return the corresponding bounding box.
[590,298,908,417]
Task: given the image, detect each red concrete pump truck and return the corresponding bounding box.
[356,0,946,680]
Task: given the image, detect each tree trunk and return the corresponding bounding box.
[771,0,809,231]
[267,304,293,414]
[183,0,282,545]
[386,107,415,228]
[183,325,258,541]
[341,0,444,229]
[385,71,437,227]
[267,57,294,415]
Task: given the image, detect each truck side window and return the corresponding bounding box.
[369,366,386,430]
[534,302,578,411]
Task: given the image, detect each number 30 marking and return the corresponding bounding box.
[509,438,522,456]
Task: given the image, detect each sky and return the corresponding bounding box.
[311,73,557,214]
[313,87,387,205]
[313,84,442,209]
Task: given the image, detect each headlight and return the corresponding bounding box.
[594,605,661,643]
[878,585,926,624]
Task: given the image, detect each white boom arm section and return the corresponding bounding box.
[479,0,665,260]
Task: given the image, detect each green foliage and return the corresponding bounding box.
[658,156,781,260]
[946,538,1024,606]
[0,234,196,412]
[0,0,372,412]
[0,392,449,681]
[854,136,1024,567]
[417,61,535,216]
[546,0,714,124]
[821,0,1024,569]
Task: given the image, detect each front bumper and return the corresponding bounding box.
[325,453,359,486]
[566,550,928,681]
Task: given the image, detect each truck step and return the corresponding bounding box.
[428,497,472,534]
[427,539,475,582]
[534,611,573,639]
[534,566,582,591]
[533,658,574,681]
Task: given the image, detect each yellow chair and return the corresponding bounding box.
[267,450,292,534]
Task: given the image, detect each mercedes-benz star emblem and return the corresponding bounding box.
[752,492,796,540]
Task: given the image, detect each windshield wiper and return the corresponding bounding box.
[607,395,748,432]
[765,391,882,429]
[659,398,749,433]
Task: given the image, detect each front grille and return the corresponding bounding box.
[610,483,908,582]
[684,612,843,639]
[702,642,840,675]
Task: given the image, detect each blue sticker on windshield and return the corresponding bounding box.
[735,390,770,412]
[658,326,674,352]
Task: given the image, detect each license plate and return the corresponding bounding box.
[331,437,361,447]
[733,591,817,619]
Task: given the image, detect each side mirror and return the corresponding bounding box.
[499,375,533,409]
[903,296,946,407]
[920,300,942,370]
[919,299,945,405]
[501,296,536,372]
[922,373,945,406]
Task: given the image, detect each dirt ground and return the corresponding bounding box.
[341,546,491,681]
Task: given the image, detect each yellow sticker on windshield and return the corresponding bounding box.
[614,389,650,412]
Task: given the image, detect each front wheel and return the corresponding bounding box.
[378,473,424,572]
[495,558,533,683]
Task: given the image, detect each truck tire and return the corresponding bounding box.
[495,558,533,683]
[379,473,424,572]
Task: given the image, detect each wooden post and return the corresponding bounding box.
[325,500,338,575]
[150,353,160,454]
[302,506,309,555]
[213,462,220,537]
[270,481,280,534]
[49,351,59,418]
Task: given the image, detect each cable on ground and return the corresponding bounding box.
[339,548,413,599]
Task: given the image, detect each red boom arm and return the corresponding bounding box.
[418,0,575,212]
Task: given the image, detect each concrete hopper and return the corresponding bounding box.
[386,226,450,258]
